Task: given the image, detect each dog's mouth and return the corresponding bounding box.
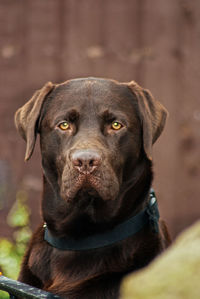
[61,173,103,201]
[77,185,100,197]
[61,165,120,203]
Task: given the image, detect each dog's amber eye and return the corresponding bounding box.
[58,121,70,130]
[111,121,122,130]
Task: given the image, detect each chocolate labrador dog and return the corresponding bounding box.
[15,77,170,299]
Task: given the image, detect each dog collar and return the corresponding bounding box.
[44,189,160,251]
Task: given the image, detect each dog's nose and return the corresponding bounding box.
[71,149,101,174]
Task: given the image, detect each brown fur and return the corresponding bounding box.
[15,77,170,298]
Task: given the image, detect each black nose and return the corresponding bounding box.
[71,149,101,174]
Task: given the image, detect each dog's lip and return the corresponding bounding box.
[76,186,101,199]
[63,174,102,201]
[62,169,119,202]
[73,177,102,199]
[82,182,101,194]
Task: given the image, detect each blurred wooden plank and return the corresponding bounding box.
[139,0,181,237]
[64,0,141,81]
[141,0,200,236]
[171,0,200,232]
[98,0,141,81]
[24,0,62,85]
[63,0,106,78]
[0,0,28,232]
[0,0,27,102]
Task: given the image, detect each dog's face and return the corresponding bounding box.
[15,78,167,230]
[40,79,142,203]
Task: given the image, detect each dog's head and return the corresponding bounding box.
[15,78,167,232]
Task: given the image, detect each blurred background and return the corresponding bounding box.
[0,0,200,259]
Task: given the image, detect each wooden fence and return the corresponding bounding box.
[0,0,200,238]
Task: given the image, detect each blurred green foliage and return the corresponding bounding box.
[0,190,32,299]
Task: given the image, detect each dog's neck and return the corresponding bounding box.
[43,189,159,250]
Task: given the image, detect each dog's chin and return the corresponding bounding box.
[75,187,101,203]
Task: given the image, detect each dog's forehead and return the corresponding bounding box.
[55,78,132,100]
[58,77,123,91]
[44,78,138,118]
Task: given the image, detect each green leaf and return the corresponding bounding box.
[0,290,9,299]
[7,191,30,227]
[0,239,21,279]
[0,190,32,280]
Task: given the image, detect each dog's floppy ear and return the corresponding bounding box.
[127,81,168,160]
[15,82,54,161]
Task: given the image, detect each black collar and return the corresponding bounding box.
[44,189,160,251]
